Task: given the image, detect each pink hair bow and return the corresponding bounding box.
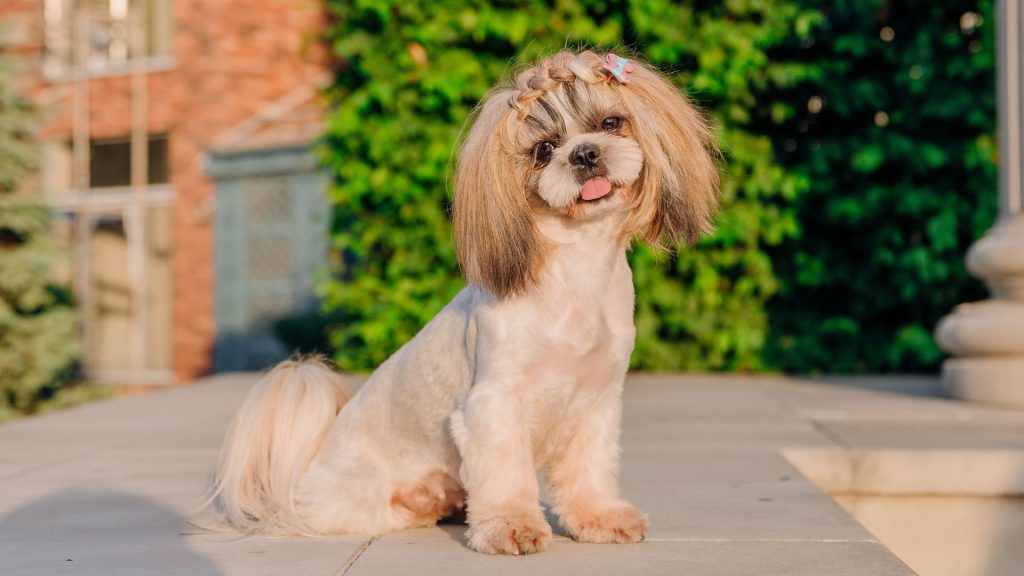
[603,53,634,84]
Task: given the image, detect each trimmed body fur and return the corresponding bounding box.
[210,50,718,555]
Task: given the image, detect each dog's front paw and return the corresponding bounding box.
[467,509,552,555]
[561,501,648,544]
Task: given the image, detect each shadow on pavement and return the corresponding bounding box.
[0,489,224,576]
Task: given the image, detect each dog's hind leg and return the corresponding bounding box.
[391,471,467,527]
[294,458,406,535]
[294,465,464,535]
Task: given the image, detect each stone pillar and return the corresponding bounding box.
[935,0,1024,406]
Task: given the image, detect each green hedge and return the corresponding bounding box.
[321,0,817,371]
[320,0,995,373]
[764,0,997,372]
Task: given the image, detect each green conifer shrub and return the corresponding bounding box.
[0,43,81,419]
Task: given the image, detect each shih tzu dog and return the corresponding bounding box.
[210,50,719,555]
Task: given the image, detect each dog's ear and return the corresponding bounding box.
[453,90,543,299]
[614,57,720,248]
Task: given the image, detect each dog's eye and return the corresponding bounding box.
[534,141,555,164]
[601,116,623,132]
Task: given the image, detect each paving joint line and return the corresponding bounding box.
[336,536,377,575]
[0,457,82,481]
[811,420,855,450]
[644,537,880,544]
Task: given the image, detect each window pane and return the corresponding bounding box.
[87,214,132,373]
[89,139,131,188]
[145,204,173,371]
[42,0,72,73]
[87,134,169,188]
[43,0,173,72]
[147,0,173,58]
[147,135,169,184]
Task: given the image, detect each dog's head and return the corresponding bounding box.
[453,50,720,298]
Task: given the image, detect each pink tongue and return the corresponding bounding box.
[580,178,612,201]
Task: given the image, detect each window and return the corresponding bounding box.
[53,205,175,381]
[88,135,169,188]
[41,134,170,199]
[43,0,173,76]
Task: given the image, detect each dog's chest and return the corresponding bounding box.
[535,257,634,364]
[542,302,614,361]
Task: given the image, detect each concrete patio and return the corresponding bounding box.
[2,373,1022,575]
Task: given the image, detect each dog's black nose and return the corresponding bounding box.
[569,143,601,168]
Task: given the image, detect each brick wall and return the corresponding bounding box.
[3,0,327,382]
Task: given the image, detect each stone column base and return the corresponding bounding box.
[943,357,1024,406]
[935,215,1024,407]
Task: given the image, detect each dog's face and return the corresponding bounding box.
[453,51,720,299]
[519,83,642,218]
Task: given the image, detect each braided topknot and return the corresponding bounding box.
[508,51,609,121]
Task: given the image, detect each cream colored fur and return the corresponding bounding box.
[209,357,351,534]
[209,50,718,555]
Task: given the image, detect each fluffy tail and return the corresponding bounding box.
[207,355,351,534]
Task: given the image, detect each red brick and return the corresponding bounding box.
[2,0,327,383]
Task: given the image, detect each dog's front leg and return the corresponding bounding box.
[455,383,552,555]
[546,386,648,544]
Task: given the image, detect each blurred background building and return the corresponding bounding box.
[0,0,330,384]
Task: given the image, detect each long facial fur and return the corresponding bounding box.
[453,50,721,299]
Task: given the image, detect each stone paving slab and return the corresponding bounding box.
[348,527,910,576]
[5,372,1016,575]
